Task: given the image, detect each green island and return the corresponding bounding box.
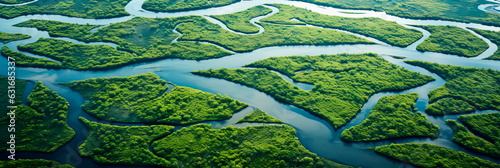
[152,124,351,168]
[459,113,500,143]
[0,0,131,19]
[211,6,273,33]
[1,46,64,69]
[0,159,73,168]
[0,32,31,44]
[61,73,247,124]
[177,18,374,52]
[193,53,434,129]
[415,25,489,57]
[142,0,239,12]
[235,109,284,124]
[17,38,138,70]
[471,28,500,60]
[12,17,232,69]
[405,60,500,112]
[0,81,75,152]
[295,0,500,27]
[261,4,423,47]
[79,117,175,167]
[341,93,439,142]
[446,119,500,158]
[374,143,499,168]
[425,97,475,115]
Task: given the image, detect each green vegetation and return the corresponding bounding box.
[0,159,73,168]
[415,25,488,57]
[261,4,422,47]
[14,20,99,41]
[295,0,500,27]
[446,119,500,158]
[425,97,475,115]
[1,46,64,69]
[142,0,239,12]
[152,124,351,168]
[79,117,174,167]
[374,143,499,168]
[62,73,247,124]
[18,38,138,70]
[0,32,30,44]
[0,81,75,152]
[13,17,232,69]
[235,110,284,124]
[341,93,439,141]
[193,53,434,129]
[459,113,500,143]
[0,0,32,4]
[0,0,131,19]
[405,60,500,112]
[211,6,272,33]
[471,28,500,60]
[177,18,374,52]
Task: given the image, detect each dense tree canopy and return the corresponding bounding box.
[415,25,488,57]
[152,124,351,168]
[375,143,499,168]
[0,159,73,168]
[446,119,500,158]
[261,4,423,47]
[236,110,284,124]
[142,0,240,12]
[79,117,175,167]
[0,32,31,44]
[341,93,439,141]
[193,53,434,129]
[406,60,500,112]
[0,81,75,152]
[62,73,247,124]
[471,28,500,60]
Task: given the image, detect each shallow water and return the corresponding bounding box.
[1,0,500,167]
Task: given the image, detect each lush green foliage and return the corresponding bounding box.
[471,28,500,60]
[0,0,131,19]
[142,0,239,12]
[415,25,488,57]
[193,53,434,128]
[0,159,73,168]
[261,4,422,47]
[236,110,284,124]
[62,73,246,124]
[14,19,98,41]
[405,60,500,111]
[211,6,272,33]
[459,113,500,143]
[177,18,373,52]
[295,0,500,27]
[18,38,138,70]
[374,143,499,168]
[425,97,475,115]
[341,93,439,141]
[152,124,351,168]
[0,32,30,44]
[0,82,75,152]
[446,119,500,158]
[14,17,232,69]
[1,46,64,69]
[79,117,174,166]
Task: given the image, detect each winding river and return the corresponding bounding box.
[1,0,500,167]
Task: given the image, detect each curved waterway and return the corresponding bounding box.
[1,0,500,167]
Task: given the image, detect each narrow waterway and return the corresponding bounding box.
[1,0,499,167]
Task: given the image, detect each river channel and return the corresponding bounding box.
[1,0,500,167]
